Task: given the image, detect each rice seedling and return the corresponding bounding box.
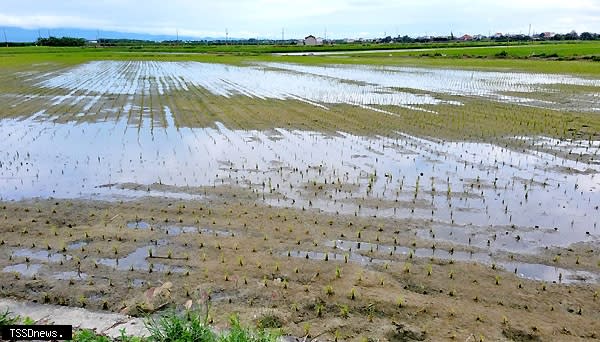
[325,284,334,296]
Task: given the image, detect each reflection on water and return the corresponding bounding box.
[2,263,43,277]
[35,61,457,113]
[32,61,600,113]
[324,239,598,284]
[1,113,598,251]
[261,62,600,110]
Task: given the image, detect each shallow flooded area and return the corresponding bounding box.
[1,60,599,341]
[1,114,598,254]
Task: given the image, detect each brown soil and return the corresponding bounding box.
[1,186,598,341]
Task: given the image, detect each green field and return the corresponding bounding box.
[2,40,600,75]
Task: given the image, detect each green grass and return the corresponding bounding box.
[358,41,600,58]
[5,40,599,56]
[143,311,281,342]
[0,308,280,341]
[1,40,600,75]
[0,309,19,326]
[145,309,216,342]
[72,330,111,342]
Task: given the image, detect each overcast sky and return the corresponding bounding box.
[1,0,599,39]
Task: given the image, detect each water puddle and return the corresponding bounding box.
[327,239,492,263]
[127,221,151,229]
[165,226,197,235]
[67,241,89,250]
[2,263,43,277]
[286,250,385,265]
[125,221,233,237]
[97,243,185,273]
[52,271,88,280]
[288,241,597,284]
[499,262,597,284]
[11,249,72,263]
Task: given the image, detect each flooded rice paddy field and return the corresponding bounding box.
[1,60,600,340]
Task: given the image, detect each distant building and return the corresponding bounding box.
[542,32,556,39]
[303,35,323,46]
[459,34,473,41]
[492,32,503,39]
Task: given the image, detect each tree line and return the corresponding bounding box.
[36,36,86,46]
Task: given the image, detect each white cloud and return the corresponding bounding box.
[0,0,597,38]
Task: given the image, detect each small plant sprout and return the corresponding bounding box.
[325,284,334,296]
[495,275,500,285]
[339,304,350,318]
[426,263,433,276]
[303,322,310,337]
[335,266,342,278]
[316,303,324,317]
[238,256,244,266]
[396,295,404,308]
[350,287,357,300]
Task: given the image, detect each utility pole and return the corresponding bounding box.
[3,28,7,47]
[225,28,228,45]
[281,27,284,43]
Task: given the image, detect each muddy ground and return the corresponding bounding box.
[1,186,598,341]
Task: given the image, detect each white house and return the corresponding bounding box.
[304,35,323,46]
